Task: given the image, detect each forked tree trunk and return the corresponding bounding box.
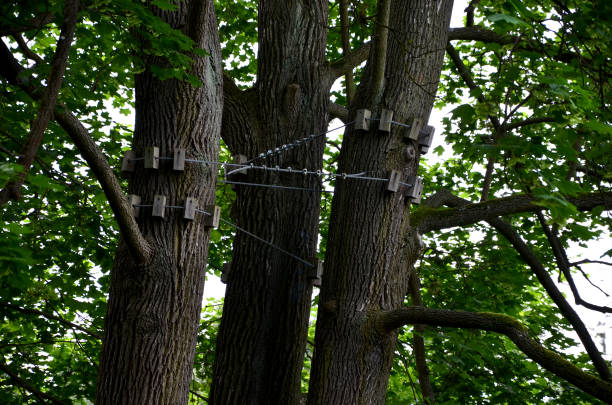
[308,1,453,404]
[95,2,223,404]
[210,1,330,404]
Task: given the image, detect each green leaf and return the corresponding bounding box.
[487,13,528,26]
[151,0,178,11]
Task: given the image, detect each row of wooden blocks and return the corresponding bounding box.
[121,147,186,175]
[354,109,435,154]
[386,172,423,204]
[127,194,220,227]
[221,259,324,287]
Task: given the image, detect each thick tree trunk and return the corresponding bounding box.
[308,1,453,404]
[95,2,223,404]
[210,1,329,404]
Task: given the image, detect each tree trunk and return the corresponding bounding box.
[95,2,223,404]
[308,1,453,404]
[210,1,330,404]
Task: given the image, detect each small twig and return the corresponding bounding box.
[190,390,209,403]
[573,265,609,296]
[571,259,612,268]
[12,34,44,64]
[0,362,68,405]
[0,302,102,339]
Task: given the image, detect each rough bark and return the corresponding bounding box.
[210,1,329,404]
[307,1,454,404]
[95,1,223,404]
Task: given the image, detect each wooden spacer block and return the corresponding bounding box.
[406,118,424,141]
[184,197,197,220]
[152,194,166,218]
[387,170,401,192]
[309,260,323,287]
[418,125,435,154]
[405,176,423,204]
[221,262,231,284]
[127,194,141,218]
[232,154,249,175]
[204,205,221,228]
[121,151,135,177]
[144,146,159,169]
[173,148,185,171]
[354,109,371,131]
[378,109,394,133]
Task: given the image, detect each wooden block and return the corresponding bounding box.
[121,151,135,177]
[232,154,248,175]
[309,260,323,287]
[152,194,166,218]
[406,118,424,141]
[405,176,423,204]
[184,197,197,220]
[418,125,435,154]
[173,148,185,171]
[144,146,159,169]
[387,170,401,192]
[221,262,231,284]
[379,109,393,133]
[204,205,221,228]
[127,194,141,218]
[354,109,371,131]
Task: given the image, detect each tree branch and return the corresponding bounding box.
[339,0,356,105]
[190,390,209,403]
[0,40,152,263]
[446,43,500,130]
[480,156,495,202]
[537,212,612,313]
[448,27,511,44]
[0,362,69,405]
[0,302,102,339]
[416,189,612,380]
[465,2,475,27]
[12,34,44,64]
[0,0,79,205]
[571,259,612,268]
[328,102,348,123]
[501,116,557,132]
[0,12,55,36]
[375,307,612,402]
[408,272,435,404]
[490,217,611,381]
[415,190,612,233]
[327,42,371,82]
[447,27,602,71]
[366,0,391,104]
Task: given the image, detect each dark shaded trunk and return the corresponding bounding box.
[210,1,330,404]
[308,1,453,403]
[95,2,223,404]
